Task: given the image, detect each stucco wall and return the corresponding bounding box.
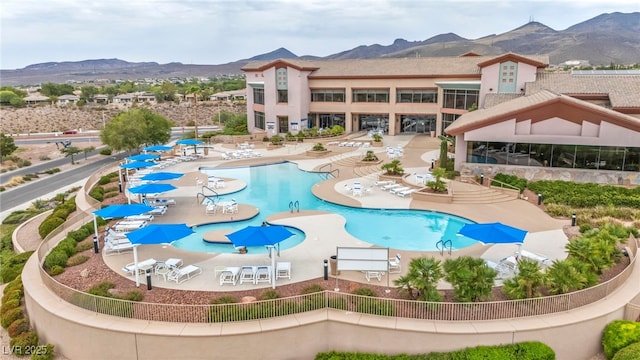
[22,252,640,360]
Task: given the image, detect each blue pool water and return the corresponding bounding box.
[172,162,477,254]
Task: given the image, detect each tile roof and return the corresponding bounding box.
[243,54,549,78]
[526,73,640,108]
[446,90,640,135]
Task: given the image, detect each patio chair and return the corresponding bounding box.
[123,258,157,275]
[219,267,241,286]
[254,266,271,284]
[365,271,383,282]
[167,264,202,284]
[124,214,155,222]
[381,183,402,191]
[388,254,401,273]
[276,262,291,280]
[397,188,417,198]
[239,266,256,284]
[389,186,411,195]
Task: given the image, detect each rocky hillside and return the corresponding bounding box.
[0,102,246,135]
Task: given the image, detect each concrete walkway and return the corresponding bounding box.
[96,134,569,291]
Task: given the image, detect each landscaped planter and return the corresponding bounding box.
[371,141,383,147]
[356,160,383,167]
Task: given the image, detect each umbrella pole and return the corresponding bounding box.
[93,216,99,245]
[271,246,276,289]
[134,246,140,287]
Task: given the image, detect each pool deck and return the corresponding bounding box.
[103,134,570,291]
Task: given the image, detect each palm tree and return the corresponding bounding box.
[545,258,596,295]
[394,257,443,301]
[381,159,404,175]
[503,259,546,299]
[443,256,497,302]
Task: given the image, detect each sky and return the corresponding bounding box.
[1,0,638,70]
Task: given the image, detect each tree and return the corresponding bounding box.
[82,146,95,160]
[443,256,497,302]
[394,257,443,301]
[381,159,404,175]
[0,133,18,163]
[100,108,173,152]
[80,86,99,102]
[60,146,81,164]
[545,258,597,295]
[503,259,546,299]
[426,167,447,192]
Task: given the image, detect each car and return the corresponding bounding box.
[62,130,77,135]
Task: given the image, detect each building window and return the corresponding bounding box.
[276,68,288,89]
[441,113,461,135]
[442,89,479,110]
[399,115,436,133]
[254,111,265,130]
[310,89,346,102]
[308,113,346,129]
[253,88,264,105]
[396,89,437,103]
[278,116,289,133]
[277,90,288,103]
[352,89,389,103]
[358,114,388,133]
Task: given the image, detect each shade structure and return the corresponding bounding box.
[93,204,155,219]
[128,183,177,195]
[226,225,295,289]
[126,154,160,162]
[226,225,294,247]
[141,172,184,181]
[176,139,203,146]
[144,145,173,152]
[457,222,527,245]
[91,204,155,253]
[125,224,195,286]
[120,161,157,169]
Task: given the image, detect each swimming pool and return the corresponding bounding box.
[172,162,477,253]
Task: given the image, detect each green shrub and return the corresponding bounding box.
[98,175,113,185]
[0,299,20,316]
[31,343,56,360]
[9,331,38,355]
[351,287,376,297]
[301,284,324,294]
[2,289,22,305]
[76,240,94,252]
[613,342,640,360]
[1,307,24,328]
[3,276,23,295]
[44,249,69,270]
[258,289,280,300]
[88,281,115,297]
[48,265,65,276]
[67,228,90,243]
[44,168,61,175]
[122,291,144,302]
[38,216,65,239]
[99,148,112,155]
[603,320,640,359]
[312,143,326,151]
[89,186,104,201]
[0,251,33,284]
[7,317,29,338]
[66,254,89,267]
[57,238,78,257]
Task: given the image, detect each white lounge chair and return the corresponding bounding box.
[254,266,271,284]
[146,206,167,216]
[389,254,401,273]
[148,198,176,206]
[365,271,383,282]
[123,258,157,275]
[219,267,241,286]
[124,214,154,222]
[167,265,202,284]
[104,240,134,255]
[520,250,551,266]
[389,186,411,195]
[397,188,417,197]
[375,180,394,187]
[239,266,256,284]
[276,262,291,280]
[381,183,402,191]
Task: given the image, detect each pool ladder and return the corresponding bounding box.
[436,239,452,256]
[289,200,299,213]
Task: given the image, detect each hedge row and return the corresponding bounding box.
[37,197,76,239]
[316,341,554,359]
[603,320,640,359]
[43,220,103,274]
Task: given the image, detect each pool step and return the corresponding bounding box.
[451,186,516,204]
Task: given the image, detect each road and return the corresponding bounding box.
[0,152,128,211]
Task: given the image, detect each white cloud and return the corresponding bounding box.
[1,0,638,69]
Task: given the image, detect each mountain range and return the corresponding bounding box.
[2,12,638,86]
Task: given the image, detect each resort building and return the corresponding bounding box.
[242,53,640,184]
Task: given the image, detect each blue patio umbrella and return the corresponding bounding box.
[128,183,177,195]
[91,204,155,253]
[176,139,203,146]
[126,154,160,162]
[457,222,527,245]
[144,145,173,152]
[141,172,184,181]
[457,222,528,263]
[226,225,295,289]
[125,224,195,286]
[120,161,157,169]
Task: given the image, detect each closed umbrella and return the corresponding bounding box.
[226,225,295,289]
[125,224,195,286]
